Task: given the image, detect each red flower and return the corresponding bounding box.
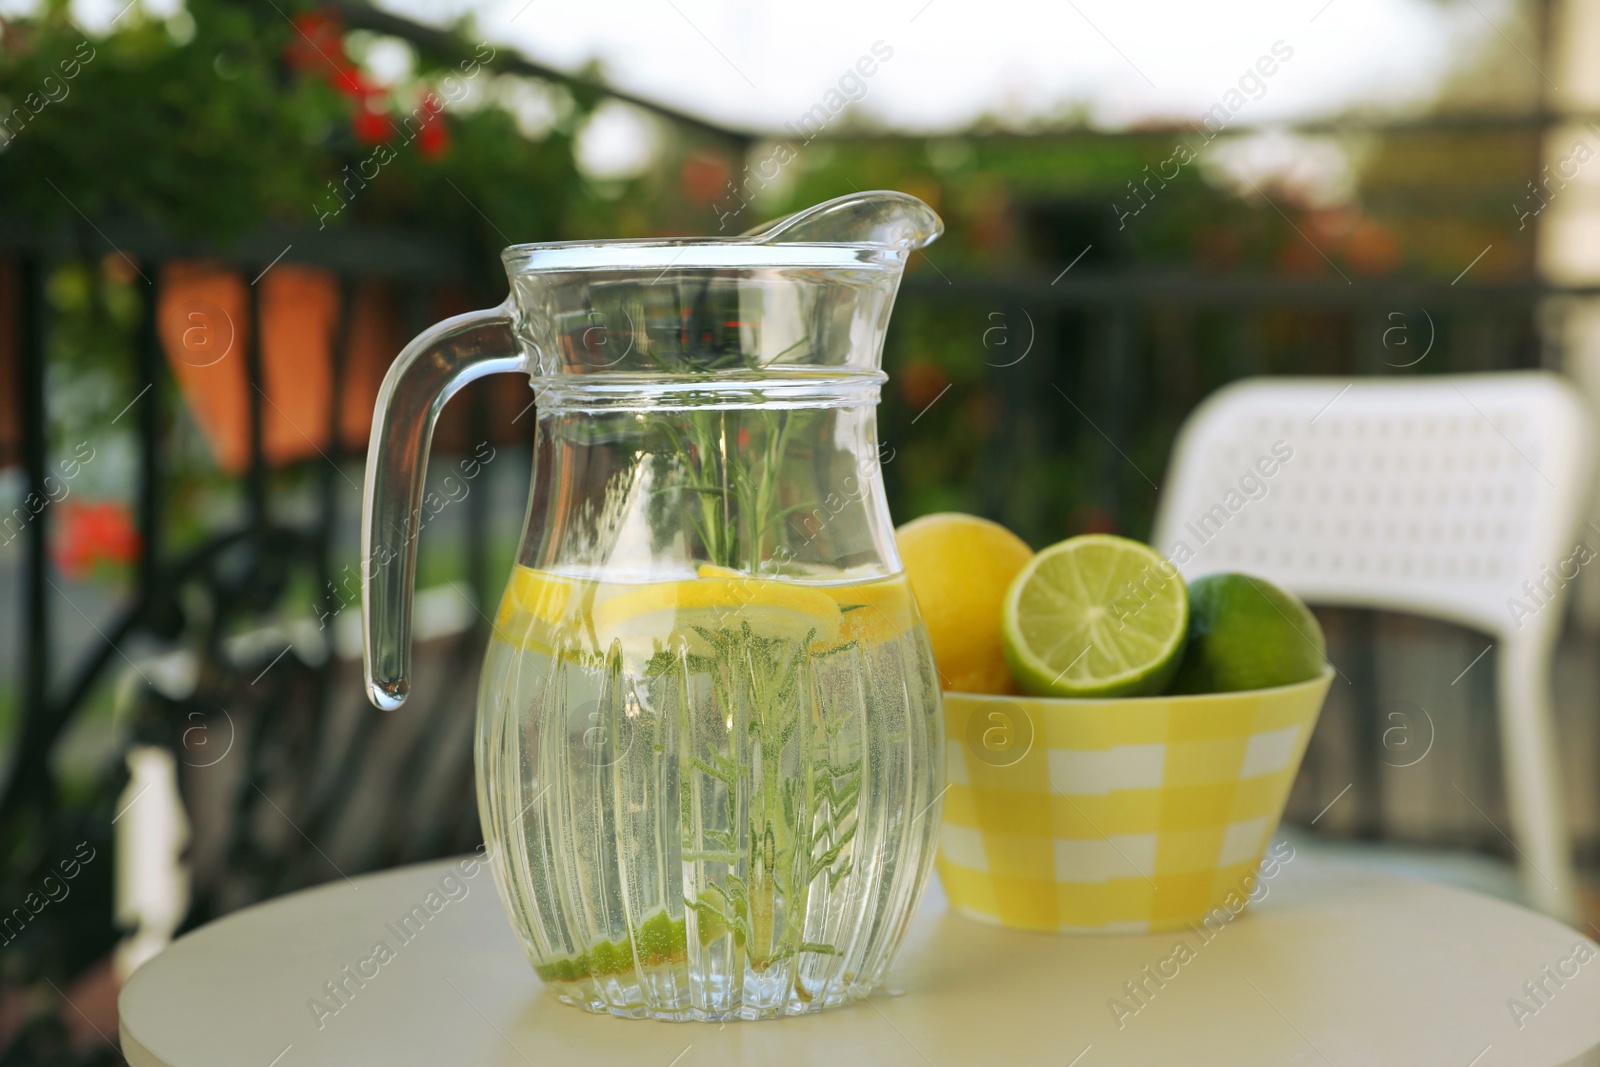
[54,501,140,577]
[898,361,948,409]
[416,97,450,158]
[330,63,374,99]
[418,119,450,158]
[352,105,392,145]
[680,152,731,205]
[279,7,401,148]
[283,11,345,72]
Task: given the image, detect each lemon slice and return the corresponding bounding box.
[702,566,917,650]
[818,575,918,649]
[591,568,842,655]
[497,566,577,626]
[493,566,579,651]
[1001,535,1188,698]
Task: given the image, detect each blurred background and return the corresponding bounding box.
[5,0,1600,1061]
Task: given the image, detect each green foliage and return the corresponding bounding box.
[0,0,593,272]
[2,1,330,237]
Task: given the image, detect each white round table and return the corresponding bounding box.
[120,851,1600,1067]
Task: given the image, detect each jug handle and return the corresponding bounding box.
[361,302,526,710]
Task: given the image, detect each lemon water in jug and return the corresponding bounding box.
[362,192,946,1021]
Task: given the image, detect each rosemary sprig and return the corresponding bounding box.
[633,329,868,974]
[673,622,864,973]
[641,333,813,569]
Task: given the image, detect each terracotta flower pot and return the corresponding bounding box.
[157,262,250,472]
[158,261,339,473]
[338,281,403,453]
[259,265,338,464]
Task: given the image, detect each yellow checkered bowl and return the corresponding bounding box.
[936,669,1333,933]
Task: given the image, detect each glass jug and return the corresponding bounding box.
[362,192,945,1021]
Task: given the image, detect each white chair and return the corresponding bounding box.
[1152,373,1597,922]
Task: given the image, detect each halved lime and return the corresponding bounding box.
[1001,535,1188,698]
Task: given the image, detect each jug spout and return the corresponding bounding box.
[742,190,944,250]
[500,192,943,383]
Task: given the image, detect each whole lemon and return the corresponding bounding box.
[896,513,1033,694]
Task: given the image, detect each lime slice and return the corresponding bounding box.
[1001,535,1188,698]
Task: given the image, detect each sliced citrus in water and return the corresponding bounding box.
[590,566,842,655]
[494,566,578,651]
[818,574,918,649]
[497,566,576,625]
[1001,535,1188,698]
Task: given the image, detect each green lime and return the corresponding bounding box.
[1170,573,1327,694]
[1001,535,1189,698]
